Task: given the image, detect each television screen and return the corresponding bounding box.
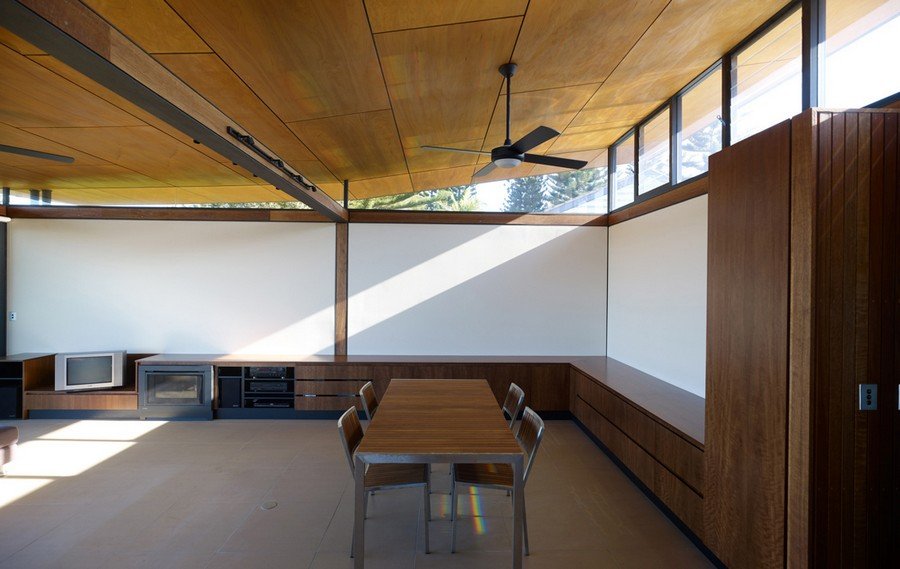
[66,356,112,386]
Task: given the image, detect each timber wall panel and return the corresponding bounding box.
[704,120,792,569]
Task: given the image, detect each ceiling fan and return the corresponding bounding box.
[422,63,587,178]
[0,144,74,163]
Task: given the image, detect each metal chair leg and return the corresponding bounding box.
[523,496,529,556]
[450,478,458,553]
[350,512,356,558]
[423,484,431,554]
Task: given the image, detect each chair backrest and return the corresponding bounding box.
[337,407,363,474]
[359,381,379,422]
[516,407,545,485]
[501,383,525,429]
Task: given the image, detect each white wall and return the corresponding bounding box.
[607,196,707,396]
[8,219,335,355]
[347,224,607,355]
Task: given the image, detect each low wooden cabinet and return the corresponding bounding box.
[295,365,374,411]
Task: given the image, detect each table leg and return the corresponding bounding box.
[511,455,524,569]
[354,456,365,569]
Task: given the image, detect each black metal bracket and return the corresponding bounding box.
[225,126,316,191]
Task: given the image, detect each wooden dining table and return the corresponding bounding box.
[353,379,526,568]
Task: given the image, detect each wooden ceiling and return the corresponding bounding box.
[0,0,788,205]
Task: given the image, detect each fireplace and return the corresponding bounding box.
[139,365,213,420]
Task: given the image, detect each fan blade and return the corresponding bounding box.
[421,145,490,155]
[523,154,588,170]
[473,161,497,178]
[510,126,559,154]
[0,144,74,163]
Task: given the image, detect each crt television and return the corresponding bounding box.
[55,351,126,391]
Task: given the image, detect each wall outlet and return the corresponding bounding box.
[8,312,15,321]
[858,384,877,411]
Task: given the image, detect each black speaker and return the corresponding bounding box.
[218,377,242,409]
[0,380,21,419]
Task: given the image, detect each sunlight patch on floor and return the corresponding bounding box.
[38,419,166,441]
[0,477,53,508]
[0,420,168,508]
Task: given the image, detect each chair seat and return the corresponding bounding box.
[454,463,513,487]
[365,463,428,489]
[0,426,17,448]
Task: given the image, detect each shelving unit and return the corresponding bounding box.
[216,366,295,414]
[0,354,55,419]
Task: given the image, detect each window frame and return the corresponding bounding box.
[674,60,723,184]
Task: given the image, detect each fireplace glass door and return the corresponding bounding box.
[145,373,204,406]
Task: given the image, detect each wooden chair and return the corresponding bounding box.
[338,407,431,556]
[501,382,526,429]
[450,406,545,555]
[359,381,379,422]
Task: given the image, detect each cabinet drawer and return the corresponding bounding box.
[295,365,372,380]
[295,394,361,411]
[296,380,368,395]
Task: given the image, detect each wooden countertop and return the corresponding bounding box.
[135,353,576,365]
[137,353,705,445]
[571,357,705,445]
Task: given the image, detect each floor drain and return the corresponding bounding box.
[261,501,278,510]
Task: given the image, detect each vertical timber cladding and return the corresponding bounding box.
[705,120,791,568]
[808,110,899,567]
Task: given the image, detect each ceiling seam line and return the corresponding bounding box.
[547,0,673,155]
[370,14,529,36]
[362,0,415,193]
[282,107,395,125]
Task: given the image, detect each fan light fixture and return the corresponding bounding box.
[421,63,588,178]
[495,157,521,168]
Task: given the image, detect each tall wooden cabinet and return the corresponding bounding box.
[705,109,898,568]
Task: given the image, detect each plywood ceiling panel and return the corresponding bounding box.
[410,165,477,192]
[347,174,413,199]
[81,0,211,54]
[364,0,528,33]
[46,187,179,205]
[25,54,261,178]
[0,43,143,128]
[375,17,521,149]
[153,53,340,186]
[165,0,390,122]
[570,0,787,139]
[22,125,255,187]
[510,0,668,93]
[402,140,483,172]
[177,185,294,204]
[287,110,407,181]
[549,124,635,154]
[481,84,600,154]
[0,27,44,55]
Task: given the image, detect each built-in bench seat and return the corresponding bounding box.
[569,357,705,540]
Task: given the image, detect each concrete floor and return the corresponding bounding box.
[0,419,712,568]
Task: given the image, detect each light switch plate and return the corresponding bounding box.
[859,384,877,411]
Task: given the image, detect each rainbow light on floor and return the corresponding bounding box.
[467,487,488,535]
